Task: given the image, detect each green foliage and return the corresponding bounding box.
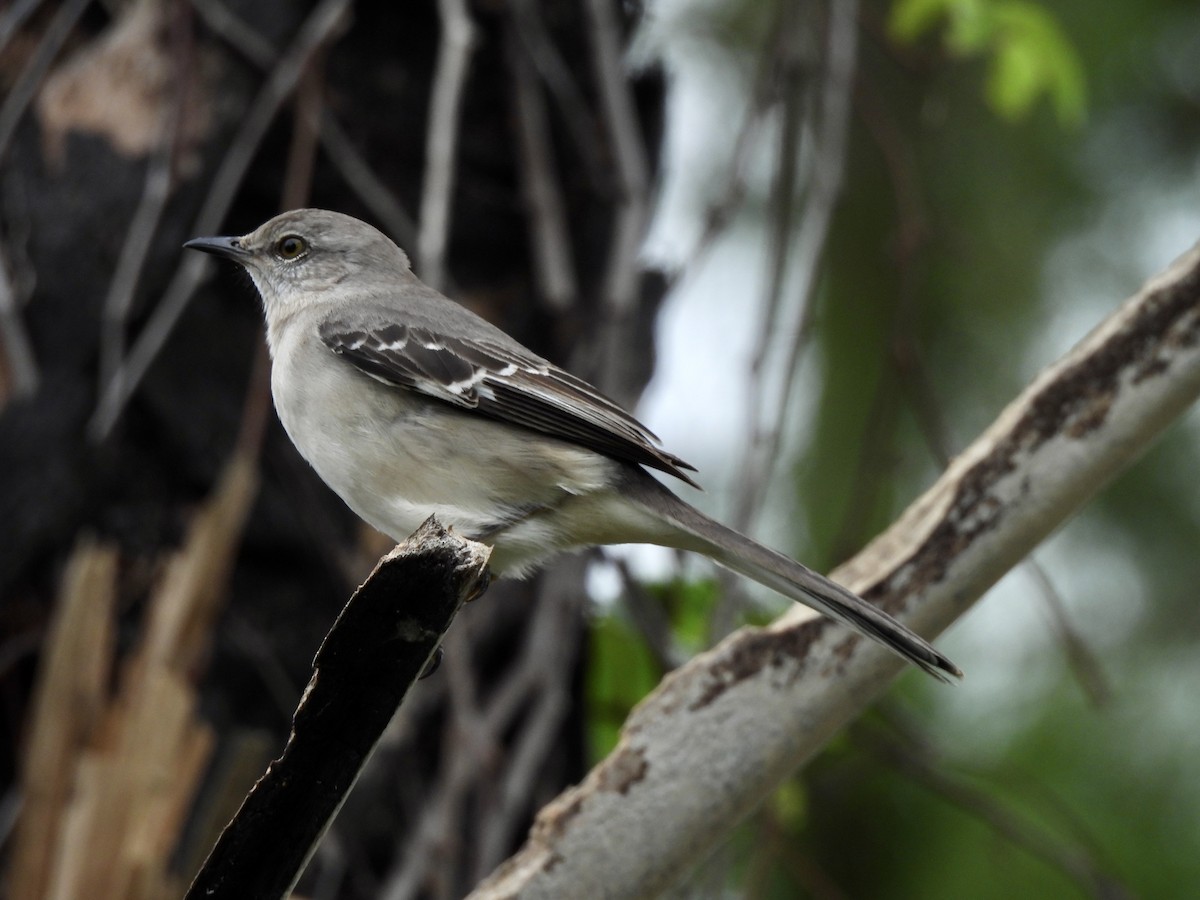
[889,0,1087,125]
[586,612,660,760]
[585,577,723,760]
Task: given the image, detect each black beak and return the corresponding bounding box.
[183,235,251,260]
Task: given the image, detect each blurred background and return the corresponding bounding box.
[1,0,1199,897]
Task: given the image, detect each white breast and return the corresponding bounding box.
[268,327,620,556]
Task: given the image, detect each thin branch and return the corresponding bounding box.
[0,0,45,54]
[720,10,810,611]
[611,556,684,673]
[0,248,38,401]
[733,0,860,533]
[0,0,91,166]
[659,8,785,302]
[417,0,477,290]
[469,234,1200,899]
[224,616,303,724]
[308,833,348,900]
[1024,557,1112,706]
[474,677,568,877]
[377,648,484,900]
[509,0,605,186]
[377,621,491,900]
[710,0,860,643]
[507,24,578,311]
[864,83,1112,705]
[376,565,588,899]
[188,0,419,250]
[187,0,275,68]
[280,53,326,212]
[472,563,587,879]
[318,114,419,253]
[98,88,183,396]
[857,714,1131,897]
[585,0,650,315]
[88,0,351,441]
[745,4,811,405]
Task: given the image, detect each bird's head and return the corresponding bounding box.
[184,208,412,316]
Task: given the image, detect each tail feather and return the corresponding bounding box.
[629,478,962,682]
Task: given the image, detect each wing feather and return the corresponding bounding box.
[318,315,699,487]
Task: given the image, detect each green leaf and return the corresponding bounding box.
[585,611,660,760]
[889,0,1087,125]
[988,2,1087,125]
[889,0,991,51]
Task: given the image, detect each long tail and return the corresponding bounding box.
[626,477,962,682]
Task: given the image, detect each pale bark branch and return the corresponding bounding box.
[470,244,1200,897]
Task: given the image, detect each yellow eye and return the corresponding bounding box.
[275,235,308,259]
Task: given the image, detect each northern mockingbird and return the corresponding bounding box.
[185,209,960,681]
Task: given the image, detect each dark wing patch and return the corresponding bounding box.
[319,318,699,487]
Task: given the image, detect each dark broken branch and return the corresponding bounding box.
[185,518,491,900]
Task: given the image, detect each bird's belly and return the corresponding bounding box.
[272,354,617,545]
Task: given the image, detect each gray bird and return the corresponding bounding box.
[185,209,960,681]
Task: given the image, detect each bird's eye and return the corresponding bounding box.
[275,235,308,260]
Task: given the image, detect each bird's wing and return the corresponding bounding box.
[318,315,700,487]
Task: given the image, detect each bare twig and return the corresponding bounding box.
[657,0,795,300]
[0,248,38,401]
[378,644,486,900]
[507,26,578,311]
[188,0,419,251]
[88,0,351,441]
[865,90,1111,706]
[474,672,568,876]
[857,714,1131,897]
[662,103,768,299]
[377,622,489,900]
[733,0,859,533]
[585,0,650,315]
[318,114,419,252]
[612,556,684,672]
[744,5,811,410]
[187,0,275,68]
[417,0,477,290]
[708,0,860,643]
[281,49,326,212]
[308,831,348,900]
[509,0,605,186]
[97,83,183,396]
[1024,557,1112,706]
[472,563,587,879]
[224,616,303,723]
[0,0,46,54]
[0,0,90,165]
[376,564,589,899]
